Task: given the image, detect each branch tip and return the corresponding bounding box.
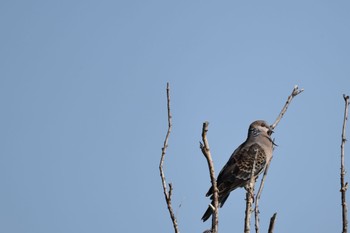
[340,93,349,233]
[159,83,179,233]
[203,121,209,132]
[271,85,304,129]
[268,213,277,233]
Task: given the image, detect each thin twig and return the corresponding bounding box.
[159,82,179,233]
[200,122,218,233]
[254,85,303,233]
[267,213,277,233]
[270,85,304,130]
[244,149,259,233]
[340,94,349,233]
[254,156,272,233]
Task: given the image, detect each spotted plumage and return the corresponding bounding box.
[202,120,274,222]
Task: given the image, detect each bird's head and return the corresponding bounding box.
[248,120,273,137]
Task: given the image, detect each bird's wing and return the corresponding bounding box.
[232,143,267,180]
[205,143,243,197]
[207,142,267,197]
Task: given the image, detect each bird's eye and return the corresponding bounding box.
[261,123,266,127]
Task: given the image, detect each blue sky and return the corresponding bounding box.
[1,1,350,233]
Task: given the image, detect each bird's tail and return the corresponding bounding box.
[201,203,213,222]
[201,193,230,222]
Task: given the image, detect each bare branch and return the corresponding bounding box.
[340,94,349,233]
[267,213,277,233]
[254,85,303,233]
[159,82,180,233]
[200,121,219,233]
[254,156,272,233]
[271,85,304,130]
[244,149,259,233]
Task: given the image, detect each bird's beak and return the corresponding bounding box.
[267,127,274,136]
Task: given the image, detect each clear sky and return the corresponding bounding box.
[1,1,350,233]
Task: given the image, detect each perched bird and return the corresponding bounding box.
[202,120,274,222]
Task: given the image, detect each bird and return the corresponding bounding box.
[201,120,274,222]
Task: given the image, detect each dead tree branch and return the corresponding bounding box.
[254,156,272,233]
[200,121,219,233]
[340,94,349,233]
[270,85,304,130]
[159,82,179,233]
[253,85,303,233]
[267,213,277,233]
[244,150,259,233]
